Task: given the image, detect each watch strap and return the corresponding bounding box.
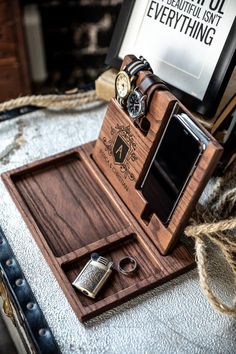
[135,75,169,132]
[139,74,167,94]
[146,82,169,107]
[138,74,169,106]
[124,58,152,78]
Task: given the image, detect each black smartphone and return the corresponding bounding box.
[141,113,209,224]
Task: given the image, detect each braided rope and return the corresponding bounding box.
[185,218,236,238]
[194,237,236,315]
[0,90,98,111]
[185,160,236,316]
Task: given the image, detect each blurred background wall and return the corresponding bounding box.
[0,0,123,102]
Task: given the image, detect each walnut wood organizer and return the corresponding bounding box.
[2,61,222,322]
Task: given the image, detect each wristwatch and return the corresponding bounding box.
[127,74,168,121]
[115,56,152,106]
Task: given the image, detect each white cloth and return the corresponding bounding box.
[0,104,235,354]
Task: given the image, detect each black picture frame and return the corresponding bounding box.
[106,0,236,118]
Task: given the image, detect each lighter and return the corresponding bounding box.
[72,253,114,298]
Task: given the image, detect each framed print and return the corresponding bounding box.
[211,94,236,173]
[106,0,236,118]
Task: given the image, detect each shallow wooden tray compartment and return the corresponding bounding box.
[2,142,195,322]
[11,150,128,258]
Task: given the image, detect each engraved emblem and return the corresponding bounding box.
[102,124,137,180]
[113,135,128,164]
[77,264,106,293]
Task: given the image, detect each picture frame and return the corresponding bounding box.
[211,94,236,174]
[106,0,236,118]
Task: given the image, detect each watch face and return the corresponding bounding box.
[127,91,143,119]
[115,71,130,99]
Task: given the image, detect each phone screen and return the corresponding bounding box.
[141,114,203,224]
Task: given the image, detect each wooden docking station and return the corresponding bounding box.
[2,56,222,322]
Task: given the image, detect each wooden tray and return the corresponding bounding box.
[2,142,195,322]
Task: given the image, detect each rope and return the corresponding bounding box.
[185,218,236,238]
[194,237,236,315]
[185,159,236,316]
[0,90,98,111]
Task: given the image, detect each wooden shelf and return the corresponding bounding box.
[0,0,31,102]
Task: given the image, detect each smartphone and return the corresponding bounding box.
[141,112,209,224]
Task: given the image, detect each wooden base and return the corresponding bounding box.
[2,141,195,322]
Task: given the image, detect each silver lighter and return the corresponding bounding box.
[72,253,114,298]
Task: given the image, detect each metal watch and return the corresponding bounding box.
[115,56,152,106]
[127,74,168,121]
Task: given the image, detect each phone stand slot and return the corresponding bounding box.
[141,204,153,225]
[135,117,150,136]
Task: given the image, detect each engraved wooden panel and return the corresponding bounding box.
[93,98,222,255]
[93,56,223,255]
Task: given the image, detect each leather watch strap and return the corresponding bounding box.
[139,74,169,106]
[135,74,169,133]
[139,73,167,93]
[146,82,168,107]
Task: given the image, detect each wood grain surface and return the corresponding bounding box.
[12,152,128,257]
[93,56,223,255]
[2,142,195,322]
